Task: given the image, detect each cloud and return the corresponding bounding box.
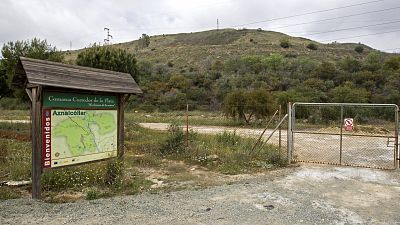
[0,0,399,52]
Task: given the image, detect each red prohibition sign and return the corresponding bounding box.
[344,118,353,126]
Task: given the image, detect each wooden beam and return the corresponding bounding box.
[26,83,40,88]
[25,89,32,102]
[123,94,131,104]
[37,86,42,101]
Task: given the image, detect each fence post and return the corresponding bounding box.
[287,102,293,164]
[340,106,343,165]
[279,105,282,152]
[395,105,399,169]
[186,104,189,148]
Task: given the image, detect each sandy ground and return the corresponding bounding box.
[139,123,398,170]
[1,164,399,225]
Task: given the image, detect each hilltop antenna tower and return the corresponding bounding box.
[104,28,113,45]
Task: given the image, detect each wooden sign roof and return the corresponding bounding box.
[13,57,142,94]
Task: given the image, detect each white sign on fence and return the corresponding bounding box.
[344,118,354,131]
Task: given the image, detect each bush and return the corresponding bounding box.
[306,43,318,50]
[384,56,400,70]
[216,131,240,147]
[280,38,290,48]
[0,98,29,110]
[354,45,364,53]
[104,160,124,187]
[0,141,7,163]
[159,124,186,155]
[85,189,99,200]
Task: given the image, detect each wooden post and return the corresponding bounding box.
[31,87,42,199]
[117,94,125,160]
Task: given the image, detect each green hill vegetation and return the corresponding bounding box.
[5,29,400,115]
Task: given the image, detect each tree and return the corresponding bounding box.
[330,82,370,103]
[339,56,361,73]
[0,38,63,99]
[0,62,11,100]
[362,52,383,72]
[76,45,138,81]
[223,89,275,124]
[313,61,337,80]
[137,34,150,49]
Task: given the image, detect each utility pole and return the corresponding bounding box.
[69,41,72,51]
[217,18,219,31]
[104,27,113,45]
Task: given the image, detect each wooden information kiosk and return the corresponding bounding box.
[12,57,142,199]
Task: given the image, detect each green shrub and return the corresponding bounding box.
[280,38,290,48]
[125,177,154,195]
[104,160,124,188]
[159,124,186,155]
[354,45,364,53]
[85,189,99,200]
[306,43,318,50]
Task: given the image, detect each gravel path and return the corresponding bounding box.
[1,164,399,225]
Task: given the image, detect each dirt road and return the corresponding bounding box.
[1,164,399,225]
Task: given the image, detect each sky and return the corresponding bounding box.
[1,0,400,53]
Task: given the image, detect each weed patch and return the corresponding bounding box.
[160,124,186,155]
[0,187,21,200]
[85,188,100,200]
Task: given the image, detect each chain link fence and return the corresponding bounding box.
[290,103,399,170]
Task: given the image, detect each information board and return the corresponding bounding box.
[42,92,118,168]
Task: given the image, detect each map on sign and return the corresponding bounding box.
[45,110,117,168]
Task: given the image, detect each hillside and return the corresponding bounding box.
[64,29,400,113]
[65,29,377,72]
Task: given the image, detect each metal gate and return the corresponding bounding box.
[287,103,399,170]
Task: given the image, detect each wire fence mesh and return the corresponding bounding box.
[291,103,398,170]
[131,104,289,163]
